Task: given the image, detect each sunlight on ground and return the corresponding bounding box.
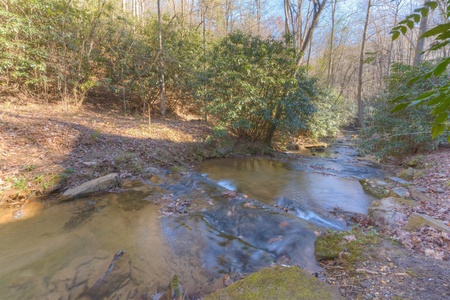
[0,202,44,225]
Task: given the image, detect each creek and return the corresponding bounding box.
[0,140,384,299]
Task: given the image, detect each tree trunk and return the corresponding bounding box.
[157,0,166,119]
[357,0,372,128]
[296,0,327,66]
[387,0,401,76]
[413,4,428,66]
[284,0,292,37]
[327,0,337,85]
[202,4,207,122]
[265,103,282,146]
[256,0,261,35]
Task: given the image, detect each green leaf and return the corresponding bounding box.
[429,41,449,51]
[420,7,429,17]
[392,31,400,40]
[407,20,415,29]
[391,95,407,103]
[408,75,422,84]
[433,58,450,76]
[431,123,445,139]
[392,103,409,112]
[412,14,421,23]
[424,1,438,10]
[421,23,450,38]
[417,90,436,100]
[400,26,407,35]
[423,72,433,79]
[435,112,448,124]
[426,94,446,106]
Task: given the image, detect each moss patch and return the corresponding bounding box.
[204,266,344,300]
[314,227,379,265]
[396,168,414,181]
[359,179,389,199]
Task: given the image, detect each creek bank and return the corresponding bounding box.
[359,175,450,261]
[315,149,450,299]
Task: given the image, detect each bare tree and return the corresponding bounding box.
[413,1,429,65]
[357,0,372,128]
[157,0,166,119]
[284,0,328,65]
[327,0,337,85]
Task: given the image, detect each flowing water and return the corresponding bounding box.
[0,141,383,299]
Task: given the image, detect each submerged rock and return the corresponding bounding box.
[62,173,119,199]
[163,274,183,300]
[80,250,130,299]
[204,266,344,300]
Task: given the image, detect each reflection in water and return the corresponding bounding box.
[0,192,221,299]
[199,158,376,221]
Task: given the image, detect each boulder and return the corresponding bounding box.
[359,179,389,198]
[368,197,412,227]
[406,155,424,168]
[62,173,119,199]
[204,266,344,300]
[397,168,414,181]
[403,213,450,234]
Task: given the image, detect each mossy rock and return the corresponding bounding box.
[406,155,424,168]
[396,168,414,181]
[413,170,425,180]
[314,228,379,264]
[314,234,342,261]
[403,213,450,234]
[204,266,344,300]
[359,179,389,199]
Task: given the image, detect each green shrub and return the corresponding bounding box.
[362,63,447,159]
[307,88,354,140]
[204,32,316,146]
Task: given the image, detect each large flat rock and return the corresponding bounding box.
[403,212,450,234]
[62,173,119,199]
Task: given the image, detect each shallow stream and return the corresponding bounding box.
[0,140,383,299]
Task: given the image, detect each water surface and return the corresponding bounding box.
[0,147,383,298]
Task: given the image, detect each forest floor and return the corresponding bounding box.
[0,98,449,299]
[0,96,214,207]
